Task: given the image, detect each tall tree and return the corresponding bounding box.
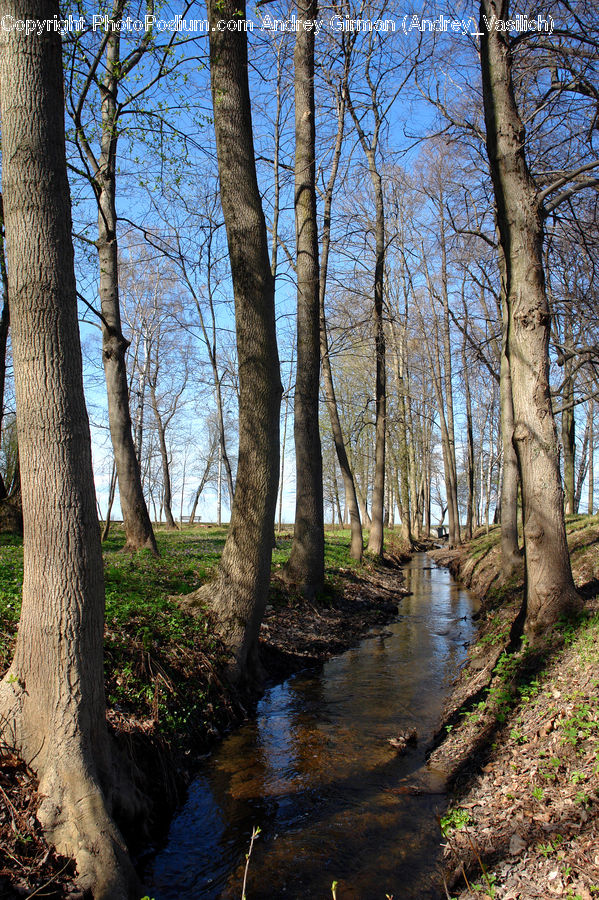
[318,47,364,560]
[480,0,581,638]
[284,0,325,594]
[68,0,179,554]
[346,76,387,556]
[182,0,282,684]
[0,3,139,895]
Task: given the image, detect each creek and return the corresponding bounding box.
[148,553,478,899]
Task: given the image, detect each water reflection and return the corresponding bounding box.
[149,555,478,899]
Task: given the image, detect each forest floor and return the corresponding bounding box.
[0,525,410,898]
[429,514,599,900]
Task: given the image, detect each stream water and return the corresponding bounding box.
[148,554,478,899]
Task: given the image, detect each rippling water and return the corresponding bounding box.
[148,554,478,899]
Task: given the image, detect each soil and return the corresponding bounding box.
[260,554,408,679]
[0,553,409,898]
[428,520,599,900]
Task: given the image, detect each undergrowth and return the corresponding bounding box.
[0,525,370,739]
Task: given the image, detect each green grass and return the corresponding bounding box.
[0,524,369,740]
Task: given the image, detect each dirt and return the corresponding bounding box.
[0,554,408,897]
[428,520,599,900]
[260,555,408,679]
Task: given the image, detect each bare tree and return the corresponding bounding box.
[284,0,325,595]
[318,39,364,559]
[181,0,282,685]
[480,0,581,638]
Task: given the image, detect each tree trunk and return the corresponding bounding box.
[96,16,157,556]
[438,205,461,547]
[588,400,594,515]
[284,0,325,595]
[149,380,176,529]
[462,348,475,541]
[278,345,294,533]
[102,459,118,542]
[0,194,10,476]
[561,307,575,515]
[367,169,387,556]
[0,195,13,517]
[346,84,387,557]
[574,413,589,514]
[0,5,141,895]
[480,0,581,638]
[498,253,523,579]
[182,0,282,685]
[318,72,363,560]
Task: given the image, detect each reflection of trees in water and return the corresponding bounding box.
[153,557,476,899]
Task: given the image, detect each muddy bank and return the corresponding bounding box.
[260,555,408,679]
[427,519,599,900]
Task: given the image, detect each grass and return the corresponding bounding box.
[438,514,599,900]
[0,524,370,742]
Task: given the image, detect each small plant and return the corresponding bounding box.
[440,807,471,835]
[538,841,554,857]
[241,826,261,900]
[532,786,544,801]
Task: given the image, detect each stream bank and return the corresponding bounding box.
[147,553,478,899]
[428,516,599,900]
[0,529,409,898]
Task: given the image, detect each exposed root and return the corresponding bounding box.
[36,765,138,899]
[0,680,141,900]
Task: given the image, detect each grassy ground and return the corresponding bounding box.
[0,525,378,740]
[0,523,404,897]
[429,515,599,900]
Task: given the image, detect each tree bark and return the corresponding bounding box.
[498,249,523,579]
[149,379,176,529]
[182,0,282,685]
[366,168,387,556]
[0,194,10,480]
[0,5,140,895]
[318,61,363,561]
[561,306,575,515]
[588,400,594,515]
[95,7,157,555]
[480,0,581,638]
[284,0,325,595]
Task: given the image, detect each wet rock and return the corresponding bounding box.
[388,728,418,752]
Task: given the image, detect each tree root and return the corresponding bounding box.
[0,681,142,899]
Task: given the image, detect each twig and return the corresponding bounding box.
[241,826,261,900]
[25,858,73,899]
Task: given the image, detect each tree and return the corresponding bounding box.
[284,0,325,595]
[182,0,282,685]
[343,6,414,555]
[120,247,190,528]
[346,57,387,557]
[67,0,194,553]
[318,40,364,560]
[479,0,581,639]
[0,3,139,895]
